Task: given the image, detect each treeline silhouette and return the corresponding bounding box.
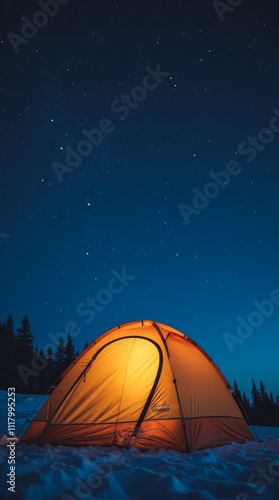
[233,380,279,427]
[0,315,86,395]
[0,315,278,427]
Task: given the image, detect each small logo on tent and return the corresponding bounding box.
[152,403,170,413]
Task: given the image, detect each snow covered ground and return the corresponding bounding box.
[0,391,278,500]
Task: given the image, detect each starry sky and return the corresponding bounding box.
[1,0,278,397]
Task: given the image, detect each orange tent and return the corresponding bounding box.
[20,320,254,452]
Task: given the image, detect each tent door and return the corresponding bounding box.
[49,336,163,447]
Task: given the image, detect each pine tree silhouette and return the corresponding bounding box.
[47,347,55,386]
[259,380,269,423]
[0,316,16,389]
[38,349,49,394]
[54,336,66,379]
[242,391,251,420]
[233,380,243,405]
[251,378,261,424]
[65,333,76,369]
[15,316,37,393]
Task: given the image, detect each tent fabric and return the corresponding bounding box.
[20,320,254,452]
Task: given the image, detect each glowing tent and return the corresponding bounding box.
[20,320,254,452]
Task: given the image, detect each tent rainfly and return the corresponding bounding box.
[20,320,254,452]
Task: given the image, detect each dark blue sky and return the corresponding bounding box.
[1,0,278,397]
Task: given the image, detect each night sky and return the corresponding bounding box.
[1,0,278,397]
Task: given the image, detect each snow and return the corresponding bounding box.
[0,391,278,500]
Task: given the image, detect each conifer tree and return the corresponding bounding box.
[242,391,251,421]
[47,347,55,386]
[15,316,37,393]
[233,380,243,405]
[38,349,49,394]
[6,315,16,373]
[54,336,66,379]
[15,316,34,364]
[259,380,269,423]
[65,333,76,368]
[251,378,267,424]
[0,316,16,389]
[259,380,269,405]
